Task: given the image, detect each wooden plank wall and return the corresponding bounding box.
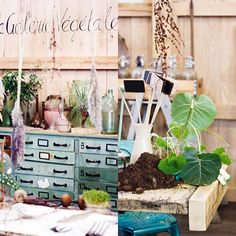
[0,0,118,105]
[118,0,152,70]
[171,0,236,202]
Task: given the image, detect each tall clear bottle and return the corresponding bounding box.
[183,56,197,80]
[167,55,182,80]
[102,90,118,134]
[132,55,145,79]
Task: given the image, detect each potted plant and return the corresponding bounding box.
[69,80,91,128]
[155,92,232,186]
[82,189,111,213]
[1,71,42,126]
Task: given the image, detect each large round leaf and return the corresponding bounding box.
[179,153,221,186]
[171,93,216,131]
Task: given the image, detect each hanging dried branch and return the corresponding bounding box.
[154,0,184,76]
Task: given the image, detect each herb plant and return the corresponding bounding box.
[2,71,42,105]
[155,92,232,186]
[82,189,110,205]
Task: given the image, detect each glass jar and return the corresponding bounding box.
[118,55,131,78]
[101,90,118,134]
[183,56,197,81]
[167,55,182,80]
[132,55,145,79]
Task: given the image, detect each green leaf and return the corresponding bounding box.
[183,146,198,157]
[170,121,189,139]
[171,93,216,132]
[158,154,186,175]
[213,147,232,165]
[179,153,221,186]
[156,136,170,149]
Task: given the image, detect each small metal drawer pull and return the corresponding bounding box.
[53,194,61,199]
[28,193,34,196]
[25,141,33,145]
[24,153,34,157]
[53,142,68,147]
[86,145,101,150]
[53,169,67,174]
[85,173,100,177]
[20,179,33,184]
[54,156,68,160]
[53,183,67,187]
[86,159,101,164]
[20,166,33,171]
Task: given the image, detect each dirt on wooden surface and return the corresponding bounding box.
[119,152,180,194]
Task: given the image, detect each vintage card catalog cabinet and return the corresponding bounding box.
[0,128,118,210]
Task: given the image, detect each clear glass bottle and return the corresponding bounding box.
[148,58,163,74]
[183,56,197,81]
[118,55,131,78]
[167,55,182,80]
[132,55,145,79]
[102,90,118,134]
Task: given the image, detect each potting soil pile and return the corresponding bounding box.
[119,152,180,193]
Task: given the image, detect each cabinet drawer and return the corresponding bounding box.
[77,167,117,183]
[23,187,74,200]
[110,198,118,211]
[25,134,74,152]
[78,154,118,169]
[79,139,117,155]
[16,162,74,179]
[24,149,75,165]
[15,174,74,192]
[77,181,118,197]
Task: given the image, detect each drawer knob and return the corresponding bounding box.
[85,173,100,178]
[53,183,67,188]
[24,153,34,157]
[20,179,33,184]
[25,141,33,145]
[20,166,33,171]
[54,156,69,160]
[27,193,34,196]
[53,143,68,147]
[53,169,67,174]
[86,145,101,150]
[86,159,101,164]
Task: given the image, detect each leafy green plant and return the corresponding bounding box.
[155,92,232,186]
[2,71,42,105]
[82,189,110,205]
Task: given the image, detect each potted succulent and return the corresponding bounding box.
[155,92,232,186]
[1,71,42,126]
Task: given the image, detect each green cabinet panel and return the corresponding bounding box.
[78,153,118,169]
[23,187,74,200]
[79,138,118,155]
[24,149,75,165]
[25,134,75,152]
[77,167,118,183]
[15,174,74,192]
[16,162,74,179]
[77,180,118,198]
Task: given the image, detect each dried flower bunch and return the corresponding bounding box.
[154,0,184,75]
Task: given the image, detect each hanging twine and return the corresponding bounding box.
[11,0,26,166]
[88,0,102,132]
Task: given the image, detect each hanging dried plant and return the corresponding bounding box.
[153,0,184,76]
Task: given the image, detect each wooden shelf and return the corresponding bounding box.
[118,3,152,17]
[0,56,118,70]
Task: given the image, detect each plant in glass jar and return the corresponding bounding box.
[69,81,91,128]
[1,71,42,126]
[155,92,232,186]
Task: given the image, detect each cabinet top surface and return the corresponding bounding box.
[0,127,118,140]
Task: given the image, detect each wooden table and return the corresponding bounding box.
[119,181,228,231]
[0,203,117,236]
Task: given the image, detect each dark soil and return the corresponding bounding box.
[119,152,180,193]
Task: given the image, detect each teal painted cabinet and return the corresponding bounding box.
[0,128,118,210]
